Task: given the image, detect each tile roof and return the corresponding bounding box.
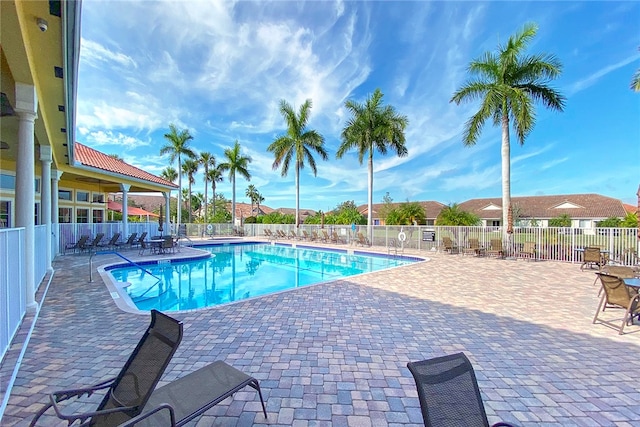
[74,143,177,188]
[358,201,446,219]
[113,194,166,213]
[458,194,627,220]
[228,202,275,219]
[274,207,317,218]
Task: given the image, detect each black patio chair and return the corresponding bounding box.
[30,310,182,426]
[407,352,516,427]
[64,234,90,254]
[99,232,121,250]
[87,233,105,253]
[132,231,148,249]
[30,310,267,427]
[115,232,138,250]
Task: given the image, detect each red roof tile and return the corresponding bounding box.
[357,201,446,219]
[458,194,627,219]
[74,143,177,188]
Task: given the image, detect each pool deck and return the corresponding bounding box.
[1,238,639,426]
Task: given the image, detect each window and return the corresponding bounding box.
[77,208,89,223]
[491,220,501,227]
[425,219,435,226]
[0,175,41,192]
[0,173,16,190]
[0,201,10,228]
[34,203,40,225]
[93,209,104,223]
[59,207,72,223]
[77,191,90,202]
[579,219,591,228]
[58,189,72,200]
[92,192,105,203]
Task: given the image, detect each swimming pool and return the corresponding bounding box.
[107,243,421,312]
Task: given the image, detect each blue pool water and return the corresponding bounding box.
[108,243,419,311]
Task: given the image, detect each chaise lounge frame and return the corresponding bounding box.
[29,310,267,427]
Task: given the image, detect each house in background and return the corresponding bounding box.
[358,201,446,226]
[457,194,628,229]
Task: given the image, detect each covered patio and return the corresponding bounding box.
[1,245,639,426]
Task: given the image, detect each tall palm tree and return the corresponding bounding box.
[207,166,224,220]
[160,124,195,229]
[160,166,178,183]
[268,99,328,227]
[450,22,565,238]
[219,141,252,226]
[631,47,640,91]
[337,88,408,234]
[255,192,264,216]
[246,184,258,216]
[199,152,215,223]
[182,159,199,223]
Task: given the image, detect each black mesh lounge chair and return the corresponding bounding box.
[87,233,105,253]
[64,234,89,254]
[407,353,516,427]
[29,310,183,426]
[132,232,148,249]
[115,232,138,250]
[30,310,267,427]
[593,272,640,335]
[99,232,121,250]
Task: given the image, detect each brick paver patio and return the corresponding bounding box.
[1,240,639,426]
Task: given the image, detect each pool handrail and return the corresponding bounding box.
[89,250,161,284]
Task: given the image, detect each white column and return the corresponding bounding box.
[51,169,61,254]
[14,83,38,309]
[120,184,130,238]
[40,145,53,271]
[164,192,171,235]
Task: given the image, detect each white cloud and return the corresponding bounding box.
[567,54,639,95]
[541,157,569,170]
[80,39,137,69]
[83,130,149,148]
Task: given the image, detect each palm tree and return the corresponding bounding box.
[207,166,224,220]
[160,166,178,183]
[631,47,640,91]
[246,184,258,216]
[337,88,408,234]
[182,159,199,223]
[268,99,328,228]
[199,152,215,223]
[450,22,565,238]
[160,124,195,229]
[255,192,264,216]
[219,141,252,226]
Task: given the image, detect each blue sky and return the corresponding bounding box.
[76,1,640,212]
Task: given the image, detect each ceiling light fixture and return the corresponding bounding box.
[37,17,48,32]
[0,141,9,150]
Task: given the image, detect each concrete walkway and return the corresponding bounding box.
[1,240,639,426]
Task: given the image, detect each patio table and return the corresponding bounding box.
[148,239,164,254]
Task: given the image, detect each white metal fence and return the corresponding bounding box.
[0,226,48,363]
[0,228,25,362]
[1,222,639,363]
[235,224,639,265]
